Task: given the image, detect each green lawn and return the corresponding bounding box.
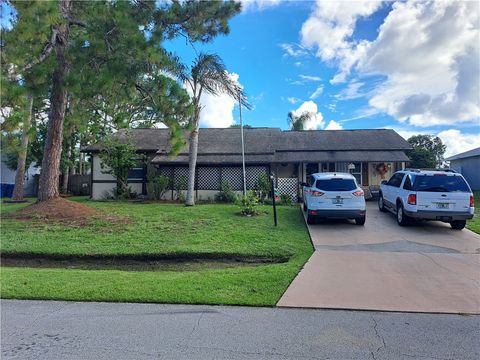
[467,191,480,234]
[1,197,313,305]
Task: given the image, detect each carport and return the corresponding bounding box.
[278,202,480,314]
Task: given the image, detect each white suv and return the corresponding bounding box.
[302,172,366,225]
[378,169,474,230]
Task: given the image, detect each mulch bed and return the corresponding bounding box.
[5,197,126,226]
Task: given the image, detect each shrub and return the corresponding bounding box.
[237,190,259,216]
[147,175,170,200]
[174,176,187,202]
[280,194,293,206]
[255,174,271,202]
[214,181,237,203]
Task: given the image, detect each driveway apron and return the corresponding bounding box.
[277,202,480,314]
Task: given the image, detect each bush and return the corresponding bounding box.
[147,175,170,200]
[237,190,259,216]
[174,176,187,202]
[255,174,271,202]
[280,194,293,206]
[215,181,237,203]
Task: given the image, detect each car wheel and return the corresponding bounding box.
[355,216,366,226]
[378,195,387,212]
[303,202,307,212]
[396,203,409,226]
[450,220,466,230]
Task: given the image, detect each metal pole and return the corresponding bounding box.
[239,91,247,196]
[270,174,277,226]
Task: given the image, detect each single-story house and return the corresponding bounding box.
[446,147,480,191]
[0,155,39,197]
[83,128,412,201]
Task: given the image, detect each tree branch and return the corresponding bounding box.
[22,28,58,72]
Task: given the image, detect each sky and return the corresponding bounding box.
[165,0,480,157]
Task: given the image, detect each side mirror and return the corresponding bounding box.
[299,182,308,187]
[381,180,388,185]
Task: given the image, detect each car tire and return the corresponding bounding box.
[303,202,307,212]
[450,220,466,230]
[306,214,315,224]
[355,216,366,226]
[378,194,387,212]
[396,203,410,226]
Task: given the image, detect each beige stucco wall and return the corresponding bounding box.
[276,163,297,178]
[368,162,395,186]
[92,155,115,181]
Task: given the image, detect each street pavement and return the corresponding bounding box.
[278,202,480,313]
[1,300,479,360]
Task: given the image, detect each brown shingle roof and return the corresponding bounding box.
[83,127,412,164]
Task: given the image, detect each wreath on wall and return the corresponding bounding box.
[375,163,389,179]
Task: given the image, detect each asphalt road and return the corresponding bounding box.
[2,300,479,360]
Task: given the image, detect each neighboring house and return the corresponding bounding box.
[83,128,412,201]
[446,147,480,191]
[0,154,39,197]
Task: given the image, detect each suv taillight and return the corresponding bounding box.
[310,190,324,197]
[470,195,475,207]
[407,194,417,205]
[352,190,364,197]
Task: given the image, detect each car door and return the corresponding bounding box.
[384,173,404,208]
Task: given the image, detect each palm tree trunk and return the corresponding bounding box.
[37,1,71,202]
[186,117,200,206]
[11,95,33,201]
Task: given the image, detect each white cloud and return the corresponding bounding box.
[299,75,322,82]
[279,43,309,57]
[393,127,480,158]
[301,0,382,83]
[287,97,301,104]
[191,72,241,128]
[240,0,281,12]
[310,85,324,99]
[325,120,343,130]
[334,81,365,100]
[301,0,480,127]
[291,101,325,130]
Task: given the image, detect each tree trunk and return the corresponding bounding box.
[62,124,74,194]
[11,96,33,201]
[186,117,200,206]
[37,0,71,202]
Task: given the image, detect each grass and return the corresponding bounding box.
[1,197,313,305]
[467,191,480,234]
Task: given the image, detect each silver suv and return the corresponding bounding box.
[378,169,474,230]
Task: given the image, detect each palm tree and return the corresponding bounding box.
[287,111,312,131]
[172,53,250,206]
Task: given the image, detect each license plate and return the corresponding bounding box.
[332,198,343,204]
[436,203,449,209]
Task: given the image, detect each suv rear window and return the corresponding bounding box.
[315,179,357,191]
[413,175,470,192]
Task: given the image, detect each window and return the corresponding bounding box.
[413,175,470,192]
[315,178,357,191]
[348,162,362,185]
[307,175,315,187]
[403,175,413,190]
[387,173,404,188]
[128,160,144,180]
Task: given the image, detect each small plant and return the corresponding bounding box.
[237,190,259,216]
[215,181,237,203]
[174,176,187,202]
[255,174,271,202]
[147,174,170,200]
[280,194,293,206]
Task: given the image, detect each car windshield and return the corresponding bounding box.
[315,178,357,191]
[413,175,470,192]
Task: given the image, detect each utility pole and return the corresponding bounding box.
[239,90,247,196]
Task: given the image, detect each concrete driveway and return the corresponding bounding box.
[278,202,480,314]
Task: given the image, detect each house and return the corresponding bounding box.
[83,128,412,201]
[446,147,480,191]
[0,154,39,197]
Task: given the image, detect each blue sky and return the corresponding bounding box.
[166,0,480,157]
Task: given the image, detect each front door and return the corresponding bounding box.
[306,163,319,177]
